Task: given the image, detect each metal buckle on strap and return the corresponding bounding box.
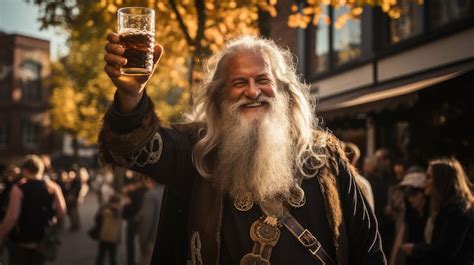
[310,242,322,256]
[297,229,318,248]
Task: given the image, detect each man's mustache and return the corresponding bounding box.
[228,95,274,110]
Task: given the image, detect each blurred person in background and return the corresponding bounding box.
[344,142,375,209]
[95,194,122,265]
[0,165,21,219]
[59,169,82,231]
[402,157,474,265]
[0,155,66,265]
[393,159,407,183]
[137,177,164,265]
[40,155,55,181]
[0,165,21,263]
[99,170,116,207]
[77,167,90,204]
[122,170,147,265]
[371,148,396,259]
[389,167,429,265]
[363,155,377,177]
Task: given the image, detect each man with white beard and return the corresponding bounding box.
[101,34,386,265]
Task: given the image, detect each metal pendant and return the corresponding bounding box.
[287,184,306,208]
[250,217,281,246]
[240,253,270,265]
[234,192,254,211]
[240,216,281,265]
[234,192,253,212]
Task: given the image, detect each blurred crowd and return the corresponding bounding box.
[0,147,473,265]
[0,154,164,265]
[345,145,474,265]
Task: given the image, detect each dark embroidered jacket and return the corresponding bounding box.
[99,93,386,265]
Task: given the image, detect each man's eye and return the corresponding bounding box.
[257,78,271,84]
[233,82,246,87]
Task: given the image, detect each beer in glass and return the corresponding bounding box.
[117,7,155,76]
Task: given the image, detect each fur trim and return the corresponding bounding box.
[98,97,160,168]
[317,167,343,239]
[172,122,206,145]
[314,130,359,265]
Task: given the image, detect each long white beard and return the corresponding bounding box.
[213,93,295,202]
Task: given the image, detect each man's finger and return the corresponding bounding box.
[104,53,127,67]
[107,32,120,44]
[104,64,121,78]
[105,43,125,55]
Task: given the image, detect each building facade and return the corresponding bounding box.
[0,33,60,167]
[269,0,474,169]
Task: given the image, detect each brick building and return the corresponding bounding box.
[0,32,60,168]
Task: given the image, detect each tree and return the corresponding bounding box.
[31,0,420,151]
[48,43,115,159]
[34,0,263,149]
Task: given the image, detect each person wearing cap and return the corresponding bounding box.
[402,157,474,265]
[389,167,429,265]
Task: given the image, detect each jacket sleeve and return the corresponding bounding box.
[412,204,473,263]
[338,161,387,265]
[99,91,196,185]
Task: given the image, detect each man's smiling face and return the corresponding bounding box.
[224,51,277,120]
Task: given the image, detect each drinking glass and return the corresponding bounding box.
[117,7,155,76]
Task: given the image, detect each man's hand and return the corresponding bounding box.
[104,32,163,113]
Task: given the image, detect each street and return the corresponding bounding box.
[50,192,127,265]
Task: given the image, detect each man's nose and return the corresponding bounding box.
[244,79,260,99]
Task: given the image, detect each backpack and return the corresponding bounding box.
[37,221,60,261]
[88,207,104,240]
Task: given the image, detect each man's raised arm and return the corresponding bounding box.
[100,33,194,185]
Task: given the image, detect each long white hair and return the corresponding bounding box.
[188,35,324,179]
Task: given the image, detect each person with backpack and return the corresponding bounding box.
[0,155,66,265]
[95,194,122,265]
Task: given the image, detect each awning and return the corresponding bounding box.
[316,60,474,119]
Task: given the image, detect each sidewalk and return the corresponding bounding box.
[49,192,127,265]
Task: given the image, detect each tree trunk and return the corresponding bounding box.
[258,8,272,37]
[72,135,79,164]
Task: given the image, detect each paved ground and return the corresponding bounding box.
[49,192,127,265]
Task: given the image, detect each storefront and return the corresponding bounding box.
[318,61,474,169]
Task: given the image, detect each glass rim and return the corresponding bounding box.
[118,7,155,15]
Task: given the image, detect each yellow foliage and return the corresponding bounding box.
[45,0,417,147]
[283,0,423,29]
[107,3,117,13]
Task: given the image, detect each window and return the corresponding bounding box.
[0,62,12,101]
[390,0,424,44]
[430,0,474,28]
[333,6,362,65]
[0,124,7,150]
[313,5,330,73]
[308,5,368,77]
[23,121,40,149]
[20,61,42,101]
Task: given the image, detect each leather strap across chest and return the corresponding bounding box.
[240,213,336,265]
[281,212,336,265]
